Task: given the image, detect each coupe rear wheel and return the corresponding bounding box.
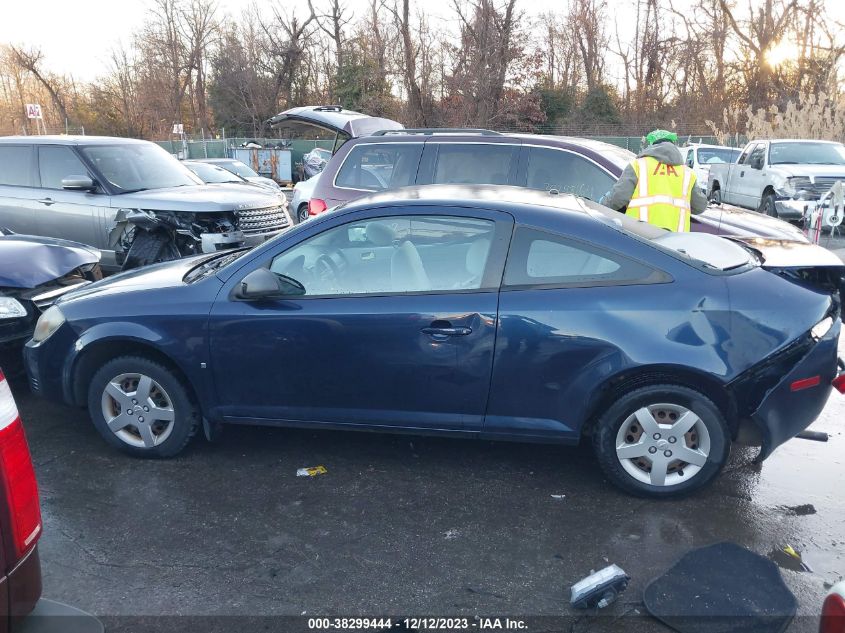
[592,384,730,497]
[87,356,199,458]
[297,203,309,224]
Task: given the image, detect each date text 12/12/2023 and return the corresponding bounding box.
[307,617,528,630]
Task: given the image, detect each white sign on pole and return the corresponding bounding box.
[25,104,43,119]
[172,123,184,134]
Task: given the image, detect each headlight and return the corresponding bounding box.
[774,177,812,199]
[32,306,66,343]
[811,316,833,341]
[0,298,26,320]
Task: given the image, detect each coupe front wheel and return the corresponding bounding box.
[592,384,730,497]
[87,356,199,458]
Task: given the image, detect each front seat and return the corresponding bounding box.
[391,241,431,292]
[463,238,491,287]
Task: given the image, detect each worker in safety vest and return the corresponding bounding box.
[601,130,708,231]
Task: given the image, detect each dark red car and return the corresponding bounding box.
[0,370,101,632]
[267,106,808,241]
[0,368,43,631]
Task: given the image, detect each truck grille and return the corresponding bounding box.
[807,176,845,196]
[237,206,290,235]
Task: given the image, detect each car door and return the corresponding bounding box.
[518,146,617,202]
[738,142,768,208]
[0,144,41,235]
[207,207,512,431]
[35,145,105,245]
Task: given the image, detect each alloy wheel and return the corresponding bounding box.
[100,373,176,449]
[614,403,711,487]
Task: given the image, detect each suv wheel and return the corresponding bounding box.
[87,356,199,458]
[592,384,730,497]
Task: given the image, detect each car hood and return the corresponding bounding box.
[113,184,282,212]
[58,253,216,304]
[0,234,100,289]
[732,237,845,269]
[769,165,845,178]
[695,204,808,241]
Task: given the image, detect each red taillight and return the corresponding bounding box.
[821,592,845,633]
[0,370,42,559]
[308,198,328,216]
[833,374,845,395]
[790,375,821,391]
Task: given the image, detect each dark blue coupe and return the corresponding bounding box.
[24,186,845,496]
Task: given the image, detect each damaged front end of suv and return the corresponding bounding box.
[108,198,291,271]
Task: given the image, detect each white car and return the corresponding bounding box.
[680,144,741,193]
[291,173,320,224]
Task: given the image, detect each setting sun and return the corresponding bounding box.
[766,39,801,66]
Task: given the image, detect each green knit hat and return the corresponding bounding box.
[646,129,678,145]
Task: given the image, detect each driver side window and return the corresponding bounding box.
[269,215,496,297]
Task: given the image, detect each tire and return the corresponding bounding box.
[592,384,730,498]
[87,356,199,458]
[122,231,178,270]
[710,188,722,204]
[761,193,778,217]
[297,203,309,224]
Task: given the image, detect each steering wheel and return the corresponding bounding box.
[313,254,340,287]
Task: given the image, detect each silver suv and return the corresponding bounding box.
[0,136,291,270]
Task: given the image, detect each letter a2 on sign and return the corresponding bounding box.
[25,104,43,119]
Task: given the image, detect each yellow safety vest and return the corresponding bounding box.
[626,157,698,232]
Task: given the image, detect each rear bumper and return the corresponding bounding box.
[751,319,841,460]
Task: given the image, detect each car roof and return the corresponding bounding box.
[764,139,844,144]
[684,144,740,149]
[0,135,150,146]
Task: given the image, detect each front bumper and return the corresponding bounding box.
[199,230,245,253]
[774,198,808,220]
[749,319,841,460]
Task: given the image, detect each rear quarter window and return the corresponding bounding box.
[504,227,664,289]
[335,143,423,191]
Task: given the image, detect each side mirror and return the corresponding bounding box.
[62,175,96,191]
[750,156,764,170]
[236,268,305,300]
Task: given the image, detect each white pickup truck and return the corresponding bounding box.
[707,139,845,220]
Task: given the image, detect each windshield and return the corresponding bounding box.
[222,160,259,178]
[697,147,741,164]
[184,249,250,283]
[186,162,242,184]
[769,142,845,165]
[81,144,201,193]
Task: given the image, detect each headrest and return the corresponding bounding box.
[366,222,396,246]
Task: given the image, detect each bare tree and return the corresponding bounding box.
[8,46,69,123]
[448,0,520,127]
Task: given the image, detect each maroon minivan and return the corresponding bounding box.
[269,106,808,241]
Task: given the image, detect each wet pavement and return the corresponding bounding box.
[8,334,844,632]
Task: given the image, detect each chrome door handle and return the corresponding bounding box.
[421,326,472,337]
[37,198,55,206]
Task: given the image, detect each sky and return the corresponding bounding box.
[0,0,569,82]
[2,0,844,83]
